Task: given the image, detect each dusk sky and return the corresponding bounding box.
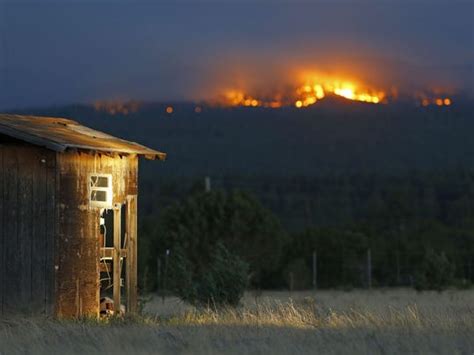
[0,0,472,109]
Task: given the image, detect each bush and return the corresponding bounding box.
[414,249,455,291]
[168,242,249,307]
[152,190,287,288]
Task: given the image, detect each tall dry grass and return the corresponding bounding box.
[1,289,473,354]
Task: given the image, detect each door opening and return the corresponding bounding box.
[99,204,127,316]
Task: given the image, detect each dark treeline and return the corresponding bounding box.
[19,98,474,177]
[139,170,474,290]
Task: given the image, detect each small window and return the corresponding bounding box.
[91,176,109,188]
[89,174,113,208]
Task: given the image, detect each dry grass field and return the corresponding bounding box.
[1,289,473,354]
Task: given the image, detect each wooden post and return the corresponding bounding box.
[367,248,372,289]
[312,249,317,290]
[75,278,80,318]
[113,204,121,314]
[126,196,138,314]
[157,257,161,296]
[468,259,472,282]
[396,250,401,285]
[124,228,130,310]
[162,249,169,304]
[125,200,131,313]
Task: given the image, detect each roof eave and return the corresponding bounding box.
[62,144,166,160]
[0,123,67,152]
[0,123,166,160]
[144,152,167,161]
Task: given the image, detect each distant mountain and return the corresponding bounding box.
[11,97,474,178]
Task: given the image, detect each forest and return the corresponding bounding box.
[138,171,474,291]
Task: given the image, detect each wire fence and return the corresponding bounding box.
[149,248,474,294]
[141,176,474,291]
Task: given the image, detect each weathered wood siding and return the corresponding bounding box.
[0,143,56,315]
[56,152,138,318]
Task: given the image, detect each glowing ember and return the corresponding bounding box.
[223,91,262,107]
[266,101,282,108]
[416,93,453,107]
[166,106,174,114]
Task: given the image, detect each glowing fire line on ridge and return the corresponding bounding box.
[220,77,387,109]
[90,75,455,116]
[214,75,453,109]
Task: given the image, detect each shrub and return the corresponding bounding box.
[153,190,287,288]
[168,242,249,307]
[414,249,455,291]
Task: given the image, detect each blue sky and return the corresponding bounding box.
[0,0,472,109]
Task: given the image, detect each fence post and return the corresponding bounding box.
[396,250,401,285]
[157,257,161,296]
[367,248,372,289]
[312,249,317,290]
[205,176,211,192]
[468,259,472,281]
[162,249,170,304]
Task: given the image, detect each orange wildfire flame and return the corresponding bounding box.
[294,78,385,107]
[91,76,453,114]
[217,75,387,108]
[214,74,452,109]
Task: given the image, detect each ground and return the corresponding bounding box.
[0,289,473,354]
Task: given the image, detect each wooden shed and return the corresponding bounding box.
[0,114,165,318]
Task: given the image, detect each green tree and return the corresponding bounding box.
[151,190,287,289]
[167,242,248,306]
[414,249,455,291]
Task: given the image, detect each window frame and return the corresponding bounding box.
[88,173,113,208]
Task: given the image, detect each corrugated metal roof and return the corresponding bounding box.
[0,114,166,160]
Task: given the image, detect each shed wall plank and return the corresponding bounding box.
[3,147,19,314]
[30,153,47,313]
[45,158,56,315]
[0,145,56,315]
[0,147,3,314]
[17,150,34,310]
